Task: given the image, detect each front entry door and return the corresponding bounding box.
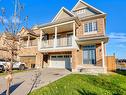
[83,46,96,65]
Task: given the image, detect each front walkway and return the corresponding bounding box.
[0,68,70,95]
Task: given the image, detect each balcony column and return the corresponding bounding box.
[27,34,30,47]
[39,29,43,49]
[54,26,57,48]
[73,22,76,38]
[101,41,105,68]
[72,22,76,47]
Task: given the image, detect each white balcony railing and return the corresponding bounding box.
[41,39,54,48]
[41,36,74,49]
[22,39,38,48]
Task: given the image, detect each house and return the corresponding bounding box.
[0,32,12,61]
[18,27,40,68]
[116,59,126,70]
[18,0,109,73]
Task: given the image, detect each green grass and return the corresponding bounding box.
[30,71,126,95]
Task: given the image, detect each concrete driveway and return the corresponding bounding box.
[0,68,70,95]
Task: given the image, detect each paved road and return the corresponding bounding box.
[0,68,70,95]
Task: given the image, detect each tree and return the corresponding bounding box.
[0,0,27,94]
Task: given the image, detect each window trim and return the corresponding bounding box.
[83,21,98,35]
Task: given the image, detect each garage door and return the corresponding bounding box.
[50,55,71,69]
[20,56,36,68]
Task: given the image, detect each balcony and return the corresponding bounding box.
[22,39,38,48]
[38,21,79,52]
[39,35,77,51]
[41,39,54,48]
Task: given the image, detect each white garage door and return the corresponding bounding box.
[50,55,71,69]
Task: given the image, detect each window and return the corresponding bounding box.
[84,21,98,33]
[57,35,61,47]
[57,56,63,58]
[93,22,98,31]
[43,34,49,40]
[85,24,88,32]
[52,56,56,58]
[89,22,92,32]
[83,45,96,64]
[67,33,73,46]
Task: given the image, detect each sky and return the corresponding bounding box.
[0,0,126,59]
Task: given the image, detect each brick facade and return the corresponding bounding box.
[11,0,109,72]
[76,17,105,38]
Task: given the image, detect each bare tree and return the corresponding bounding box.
[0,0,27,95]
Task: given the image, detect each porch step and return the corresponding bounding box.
[77,65,107,74]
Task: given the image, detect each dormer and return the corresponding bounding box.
[72,0,105,18]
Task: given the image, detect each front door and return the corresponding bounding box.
[83,45,96,65]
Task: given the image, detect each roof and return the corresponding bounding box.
[52,7,76,22]
[77,35,109,43]
[19,27,39,37]
[32,0,106,29]
[38,17,80,29]
[72,0,106,14]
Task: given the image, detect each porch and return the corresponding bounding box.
[73,35,109,73]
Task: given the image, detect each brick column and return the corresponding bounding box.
[72,50,77,72]
[35,52,43,69]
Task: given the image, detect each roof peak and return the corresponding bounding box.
[71,0,105,14]
[51,7,75,22]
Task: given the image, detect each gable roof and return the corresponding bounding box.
[18,27,39,37]
[72,0,105,14]
[52,7,75,22]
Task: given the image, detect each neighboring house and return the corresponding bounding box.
[0,32,12,61]
[116,59,126,70]
[19,0,109,73]
[18,27,41,68]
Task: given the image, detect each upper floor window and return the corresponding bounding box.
[84,21,98,33]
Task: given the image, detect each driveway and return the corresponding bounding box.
[0,68,70,95]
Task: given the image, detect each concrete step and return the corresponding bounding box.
[77,64,107,74]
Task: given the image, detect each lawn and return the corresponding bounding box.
[0,70,28,76]
[29,71,126,95]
